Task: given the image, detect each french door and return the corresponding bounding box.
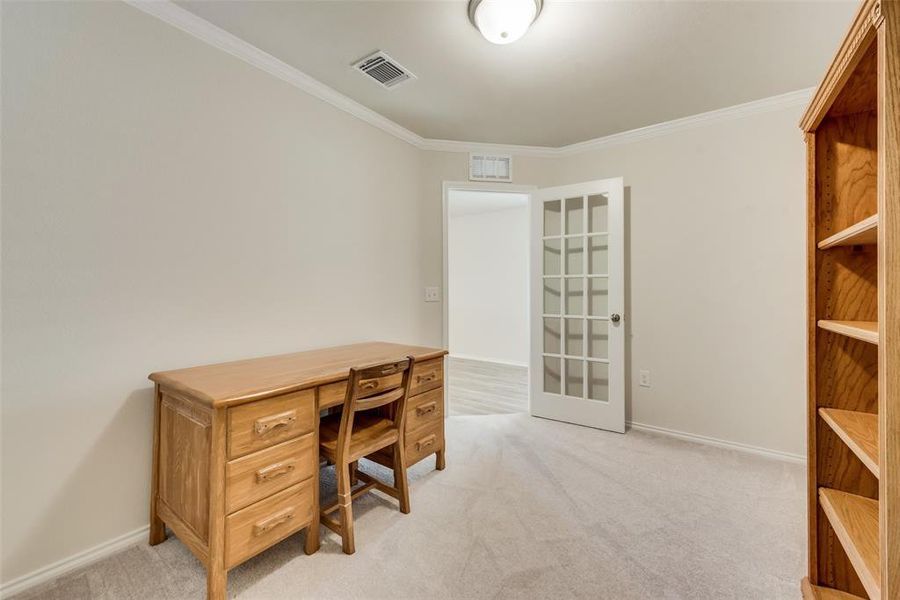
[529,179,625,433]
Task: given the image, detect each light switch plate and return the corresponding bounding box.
[424,286,440,302]
[639,370,651,388]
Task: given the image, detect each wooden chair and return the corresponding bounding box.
[318,356,414,554]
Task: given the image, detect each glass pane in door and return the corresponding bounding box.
[543,318,561,354]
[543,278,561,315]
[565,278,584,315]
[541,191,615,403]
[588,235,608,275]
[587,320,609,359]
[588,194,608,233]
[565,359,584,397]
[587,278,609,317]
[565,238,584,275]
[544,200,561,236]
[564,318,584,356]
[543,356,561,394]
[543,239,561,276]
[565,197,584,234]
[587,362,609,401]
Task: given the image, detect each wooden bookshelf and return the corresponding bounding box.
[818,214,878,249]
[802,577,866,599]
[817,320,879,344]
[819,408,879,478]
[801,1,899,597]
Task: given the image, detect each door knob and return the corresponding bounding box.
[610,313,621,323]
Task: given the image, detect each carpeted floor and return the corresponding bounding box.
[13,414,806,600]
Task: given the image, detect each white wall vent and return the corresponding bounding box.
[352,51,415,89]
[469,153,513,182]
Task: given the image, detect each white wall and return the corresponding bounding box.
[2,0,808,588]
[423,104,808,460]
[1,1,439,584]
[551,106,807,459]
[448,199,529,365]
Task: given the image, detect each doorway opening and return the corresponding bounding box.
[443,185,533,416]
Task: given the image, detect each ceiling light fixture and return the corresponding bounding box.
[468,0,543,45]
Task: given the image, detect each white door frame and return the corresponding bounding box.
[441,181,537,350]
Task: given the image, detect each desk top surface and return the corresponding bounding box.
[149,341,447,407]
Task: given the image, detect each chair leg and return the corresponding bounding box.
[337,462,355,554]
[349,460,358,486]
[392,442,410,514]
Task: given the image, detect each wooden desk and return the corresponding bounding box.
[148,341,448,600]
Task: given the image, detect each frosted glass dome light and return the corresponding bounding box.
[468,0,543,45]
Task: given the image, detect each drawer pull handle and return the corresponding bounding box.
[416,402,437,417]
[253,507,295,537]
[256,461,295,483]
[254,411,297,437]
[415,434,437,452]
[416,373,436,383]
[360,380,379,391]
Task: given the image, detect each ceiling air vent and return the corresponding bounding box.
[353,51,415,89]
[469,153,513,183]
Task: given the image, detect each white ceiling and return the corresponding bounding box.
[449,190,529,217]
[177,0,857,147]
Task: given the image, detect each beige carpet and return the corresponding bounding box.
[13,414,806,600]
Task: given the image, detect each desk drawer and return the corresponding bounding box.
[225,479,314,569]
[319,370,405,412]
[228,390,316,459]
[410,358,443,396]
[318,381,347,411]
[406,388,443,432]
[406,420,443,466]
[225,433,315,514]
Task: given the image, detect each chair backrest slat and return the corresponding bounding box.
[334,356,415,462]
[355,387,405,412]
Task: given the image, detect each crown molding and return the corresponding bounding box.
[125,0,813,159]
[555,87,814,156]
[123,0,426,147]
[419,137,559,158]
[423,87,814,157]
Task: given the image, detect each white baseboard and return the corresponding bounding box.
[627,420,806,464]
[0,525,149,598]
[448,353,528,368]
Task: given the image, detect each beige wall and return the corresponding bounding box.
[423,108,807,458]
[423,107,806,456]
[552,107,807,457]
[1,1,437,582]
[2,0,806,587]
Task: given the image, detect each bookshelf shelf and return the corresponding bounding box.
[817,214,878,249]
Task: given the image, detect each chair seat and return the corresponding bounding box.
[319,412,400,462]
